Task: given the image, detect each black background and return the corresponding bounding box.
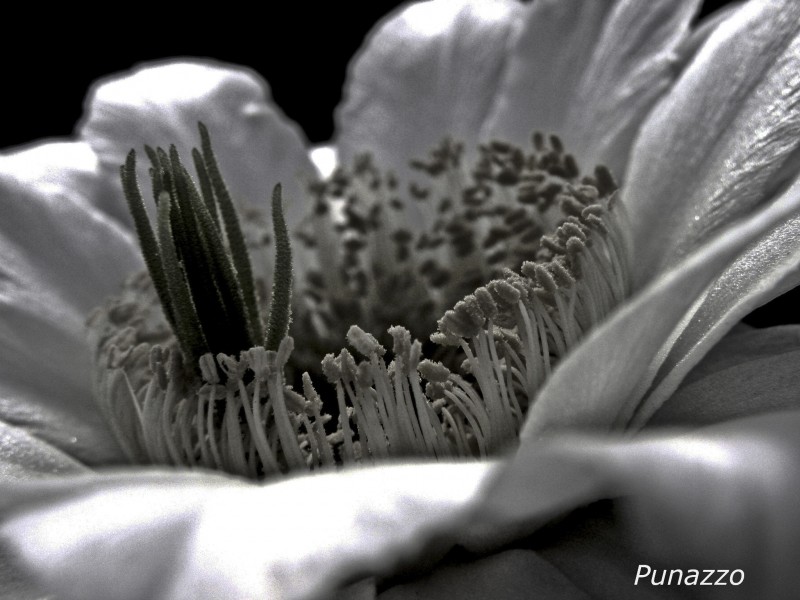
[0,1,737,147]
[2,0,793,325]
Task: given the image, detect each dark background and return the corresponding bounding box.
[0,0,737,147]
[2,0,792,324]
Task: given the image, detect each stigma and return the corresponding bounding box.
[87,127,629,478]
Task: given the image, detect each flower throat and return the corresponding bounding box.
[87,125,629,478]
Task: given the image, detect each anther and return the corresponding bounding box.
[347,325,385,358]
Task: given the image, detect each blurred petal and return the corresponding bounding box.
[0,539,47,600]
[529,505,663,600]
[335,0,522,182]
[520,176,800,438]
[482,0,701,176]
[0,142,138,465]
[1,463,495,600]
[0,422,87,599]
[0,141,141,312]
[79,59,316,230]
[379,549,589,600]
[610,411,800,599]
[625,0,800,284]
[481,411,800,599]
[647,325,800,426]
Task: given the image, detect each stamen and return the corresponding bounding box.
[90,128,630,480]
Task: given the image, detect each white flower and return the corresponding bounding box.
[1,1,800,598]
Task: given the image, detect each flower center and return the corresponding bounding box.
[87,127,628,478]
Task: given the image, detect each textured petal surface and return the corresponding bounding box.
[628,178,800,427]
[520,175,800,438]
[0,463,495,600]
[0,421,88,482]
[625,0,800,284]
[335,0,522,183]
[481,0,701,176]
[0,422,87,600]
[0,142,138,465]
[79,60,316,230]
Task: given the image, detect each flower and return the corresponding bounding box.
[1,0,800,598]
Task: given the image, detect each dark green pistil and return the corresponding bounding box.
[120,123,292,376]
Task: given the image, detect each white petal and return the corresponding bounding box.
[79,59,316,230]
[603,411,800,597]
[0,142,139,464]
[624,0,800,285]
[309,145,338,180]
[335,0,522,182]
[0,420,88,482]
[628,177,800,428]
[0,421,86,597]
[519,174,800,439]
[482,0,701,176]
[484,411,800,598]
[0,141,141,313]
[0,538,47,600]
[1,463,495,600]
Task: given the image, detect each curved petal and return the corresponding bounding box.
[0,142,138,465]
[0,463,495,600]
[628,178,800,428]
[481,0,701,176]
[624,0,800,285]
[608,411,800,599]
[79,59,316,231]
[0,420,88,482]
[519,174,800,439]
[647,325,800,427]
[0,141,141,314]
[0,422,87,598]
[0,540,46,600]
[482,411,800,599]
[335,0,523,182]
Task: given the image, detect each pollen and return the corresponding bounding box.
[88,127,630,478]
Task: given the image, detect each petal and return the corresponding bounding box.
[335,0,523,182]
[624,0,800,285]
[0,421,87,598]
[0,141,137,464]
[0,420,88,482]
[481,0,701,176]
[1,463,495,600]
[605,411,800,598]
[519,174,800,439]
[0,539,46,600]
[483,411,800,598]
[379,549,590,600]
[627,177,800,428]
[646,325,800,426]
[79,59,316,230]
[0,141,142,313]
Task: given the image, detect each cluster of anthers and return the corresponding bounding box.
[87,124,630,478]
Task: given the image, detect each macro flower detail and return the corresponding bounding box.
[89,110,631,477]
[2,1,800,599]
